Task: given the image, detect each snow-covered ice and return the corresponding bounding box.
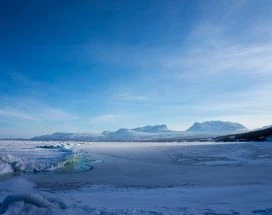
[1,140,272,214]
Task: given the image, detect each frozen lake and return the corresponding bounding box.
[1,140,272,214]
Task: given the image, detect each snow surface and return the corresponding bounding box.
[1,140,272,214]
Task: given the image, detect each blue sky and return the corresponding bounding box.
[1,0,272,138]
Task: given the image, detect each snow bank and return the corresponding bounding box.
[0,194,68,214]
[0,143,98,176]
[0,154,26,175]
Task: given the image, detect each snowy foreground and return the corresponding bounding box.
[1,141,272,214]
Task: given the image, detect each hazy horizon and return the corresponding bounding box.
[1,0,272,138]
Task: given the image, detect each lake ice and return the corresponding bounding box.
[1,140,272,214]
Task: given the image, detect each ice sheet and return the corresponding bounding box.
[1,140,272,214]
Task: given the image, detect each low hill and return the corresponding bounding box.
[215,126,272,142]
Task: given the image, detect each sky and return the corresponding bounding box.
[0,0,272,138]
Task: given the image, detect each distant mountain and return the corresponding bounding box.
[132,125,169,133]
[31,132,101,141]
[100,125,173,141]
[30,122,251,142]
[102,128,148,141]
[31,124,185,141]
[104,125,168,137]
[215,126,272,142]
[186,121,247,134]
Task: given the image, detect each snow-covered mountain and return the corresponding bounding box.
[106,125,169,137]
[132,125,169,133]
[31,121,248,141]
[103,125,171,140]
[31,125,173,141]
[31,132,102,141]
[31,125,182,141]
[186,121,247,134]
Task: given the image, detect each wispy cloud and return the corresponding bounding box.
[38,106,78,121]
[89,113,125,124]
[0,108,39,121]
[222,0,248,20]
[114,91,149,102]
[0,97,78,123]
[161,42,272,78]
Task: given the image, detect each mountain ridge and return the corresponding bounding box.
[187,121,248,133]
[30,121,249,141]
